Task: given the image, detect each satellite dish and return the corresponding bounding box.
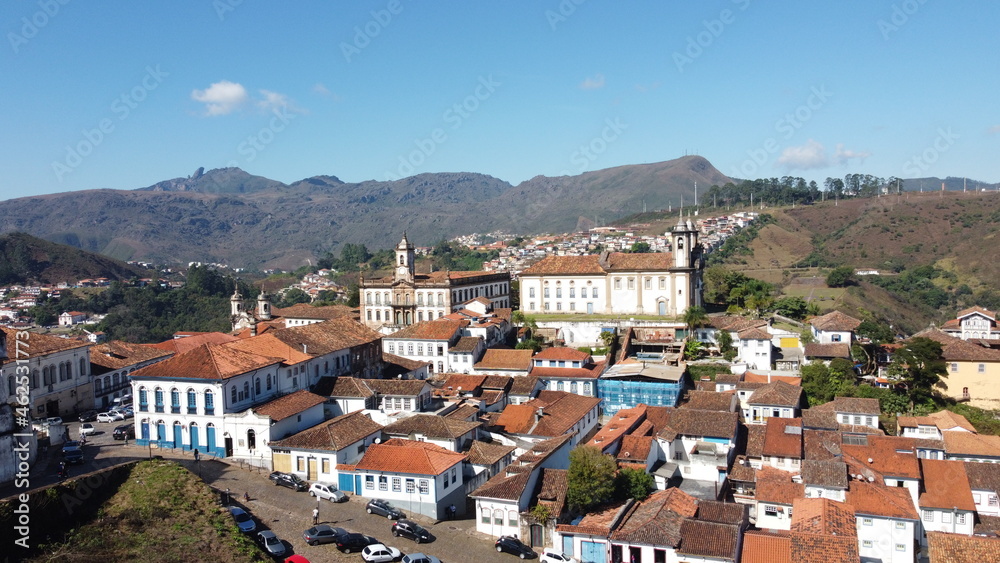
[374,438,381,444]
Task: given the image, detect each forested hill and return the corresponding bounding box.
[0,232,149,285]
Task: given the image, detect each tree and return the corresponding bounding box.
[599,330,616,348]
[771,296,810,320]
[276,287,310,308]
[516,338,542,353]
[683,340,706,360]
[826,265,856,288]
[717,329,736,361]
[801,361,834,406]
[682,306,708,329]
[615,467,654,502]
[888,337,948,405]
[857,319,894,344]
[629,242,652,253]
[566,446,617,513]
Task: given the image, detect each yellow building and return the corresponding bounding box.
[915,328,1000,410]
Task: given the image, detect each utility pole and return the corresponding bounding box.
[694,181,698,206]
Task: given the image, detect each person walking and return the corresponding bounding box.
[193,448,200,462]
[312,506,319,525]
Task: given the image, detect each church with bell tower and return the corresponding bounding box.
[360,234,512,331]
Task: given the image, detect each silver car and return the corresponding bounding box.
[257,530,286,557]
[309,482,348,503]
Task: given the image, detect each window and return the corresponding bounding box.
[990,495,999,507]
[419,479,429,494]
[556,302,562,311]
[979,363,986,373]
[952,363,959,372]
[957,513,967,525]
[139,388,148,411]
[451,467,457,484]
[544,287,550,298]
[614,278,621,290]
[297,457,305,472]
[508,511,518,526]
[659,277,666,289]
[942,512,952,523]
[494,509,503,525]
[544,302,549,310]
[854,415,862,425]
[627,278,634,290]
[974,493,982,504]
[392,477,401,492]
[865,416,873,426]
[406,479,416,494]
[187,390,197,414]
[322,459,330,473]
[831,334,842,342]
[895,521,906,529]
[365,475,374,490]
[481,509,490,524]
[569,302,575,311]
[231,386,237,404]
[862,540,873,548]
[644,278,651,289]
[529,302,535,310]
[764,505,778,517]
[862,517,873,526]
[266,374,272,391]
[154,388,164,413]
[895,544,906,552]
[569,287,575,298]
[592,287,598,298]
[556,287,562,298]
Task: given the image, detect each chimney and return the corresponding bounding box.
[535,407,544,423]
[302,344,308,354]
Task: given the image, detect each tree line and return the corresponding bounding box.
[704,173,905,208]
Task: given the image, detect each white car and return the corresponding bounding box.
[79,423,97,436]
[361,543,403,563]
[309,482,348,503]
[97,412,124,423]
[541,551,579,563]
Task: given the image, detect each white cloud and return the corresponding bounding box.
[579,73,605,90]
[989,125,1000,134]
[312,83,341,102]
[834,143,871,166]
[777,139,828,170]
[191,80,248,116]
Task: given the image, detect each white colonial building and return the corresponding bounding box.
[1,327,92,419]
[518,216,703,317]
[361,234,511,329]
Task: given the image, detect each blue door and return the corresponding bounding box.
[338,472,355,493]
[173,423,183,449]
[206,425,216,454]
[563,536,574,558]
[141,421,150,442]
[581,541,606,563]
[355,475,363,496]
[190,424,200,451]
[156,422,166,446]
[658,301,667,315]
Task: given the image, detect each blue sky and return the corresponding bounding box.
[2,1,998,199]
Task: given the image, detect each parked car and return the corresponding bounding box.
[257,530,287,557]
[61,440,80,455]
[361,543,403,563]
[45,417,63,426]
[392,519,434,543]
[62,445,84,464]
[335,533,379,554]
[302,525,347,546]
[97,412,124,423]
[309,482,347,503]
[230,507,256,533]
[268,471,308,491]
[401,554,442,563]
[495,536,536,559]
[540,551,579,563]
[366,498,405,520]
[78,410,98,422]
[79,423,96,436]
[112,424,135,440]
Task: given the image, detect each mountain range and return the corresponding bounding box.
[0,156,729,269]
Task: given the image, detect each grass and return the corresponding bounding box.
[27,460,267,563]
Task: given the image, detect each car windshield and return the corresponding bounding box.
[234,512,250,522]
[264,536,279,545]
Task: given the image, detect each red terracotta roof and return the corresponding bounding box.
[252,390,327,421]
[534,347,591,361]
[944,432,1000,457]
[808,311,862,332]
[353,438,466,476]
[762,418,803,459]
[494,391,600,437]
[474,348,535,371]
[271,410,383,451]
[90,340,173,370]
[748,381,804,407]
[609,488,698,546]
[846,481,918,520]
[919,458,975,511]
[741,530,791,563]
[529,362,604,380]
[146,332,239,354]
[386,318,463,341]
[897,409,976,433]
[755,467,804,505]
[131,343,280,380]
[927,531,1000,562]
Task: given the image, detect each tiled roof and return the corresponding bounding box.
[603,252,673,271]
[145,332,239,354]
[742,372,802,385]
[919,459,975,511]
[755,467,804,505]
[364,379,429,397]
[800,408,839,431]
[556,499,630,536]
[738,327,772,341]
[464,440,515,466]
[808,310,862,332]
[474,349,534,371]
[354,438,466,476]
[328,376,374,398]
[89,340,172,370]
[927,532,1000,562]
[589,405,647,452]
[728,457,756,483]
[826,397,880,415]
[271,303,356,320]
[534,347,591,361]
[897,409,976,432]
[801,459,847,489]
[803,429,842,460]
[382,352,430,371]
[677,519,740,560]
[0,328,91,365]
[964,461,1000,494]
[846,481,918,520]
[443,404,480,421]
[913,328,1000,362]
[695,500,746,525]
[715,373,741,385]
[269,317,382,354]
[530,362,604,380]
[482,375,513,390]
[383,413,480,439]
[745,425,767,458]
[643,406,673,434]
[520,255,606,275]
[762,417,803,458]
[957,306,996,320]
[435,373,487,395]
[535,468,569,520]
[803,343,851,359]
[841,435,921,480]
[944,432,1000,457]
[741,530,791,563]
[789,498,858,563]
[224,333,313,365]
[748,381,803,407]
[659,408,739,441]
[253,390,326,421]
[709,316,768,332]
[472,436,571,501]
[508,375,541,397]
[494,391,601,437]
[131,343,280,380]
[683,390,736,412]
[609,488,698,546]
[974,514,1000,536]
[271,410,383,451]
[616,435,653,462]
[386,318,463,341]
[450,336,482,353]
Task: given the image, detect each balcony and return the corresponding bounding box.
[187,407,198,415]
[154,405,164,413]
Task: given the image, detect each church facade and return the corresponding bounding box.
[360,235,512,329]
[518,216,703,317]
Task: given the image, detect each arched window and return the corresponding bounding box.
[170,388,180,413]
[187,389,197,413]
[154,387,164,412]
[266,374,272,391]
[231,386,237,404]
[31,370,38,389]
[113,373,120,387]
[255,378,261,395]
[79,357,87,376]
[204,390,215,414]
[247,429,256,451]
[139,387,148,411]
[243,381,250,399]
[95,379,103,394]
